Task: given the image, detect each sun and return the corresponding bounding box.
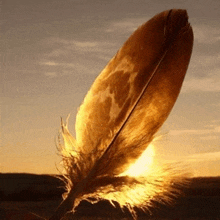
[120,143,155,177]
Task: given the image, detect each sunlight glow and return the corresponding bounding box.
[82,142,188,219]
[61,122,189,219]
[121,143,155,177]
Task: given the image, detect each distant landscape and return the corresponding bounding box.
[1,173,220,219]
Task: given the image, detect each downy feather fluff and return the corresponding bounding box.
[50,9,194,220]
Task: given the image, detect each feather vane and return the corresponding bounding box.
[50,9,193,220]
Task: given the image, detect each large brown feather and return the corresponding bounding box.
[49,9,193,220]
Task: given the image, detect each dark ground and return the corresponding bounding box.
[0,173,220,220]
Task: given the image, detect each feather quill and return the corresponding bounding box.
[49,9,193,220]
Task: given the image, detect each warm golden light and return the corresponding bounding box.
[60,117,78,158]
[60,123,189,219]
[120,143,155,177]
[77,142,188,219]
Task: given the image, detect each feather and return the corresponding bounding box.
[49,9,193,220]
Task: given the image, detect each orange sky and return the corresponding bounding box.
[1,0,220,177]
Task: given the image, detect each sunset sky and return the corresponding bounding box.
[1,0,220,176]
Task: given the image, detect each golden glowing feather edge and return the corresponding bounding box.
[50,9,193,220]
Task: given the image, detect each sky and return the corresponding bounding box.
[1,0,220,176]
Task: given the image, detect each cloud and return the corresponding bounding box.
[181,21,220,93]
[37,36,120,78]
[212,103,220,108]
[193,23,220,44]
[41,37,118,63]
[41,61,96,77]
[44,37,114,54]
[105,18,146,33]
[44,72,57,77]
[192,54,220,68]
[41,61,58,66]
[215,126,220,132]
[182,74,220,92]
[200,135,219,140]
[73,41,98,48]
[40,61,75,68]
[58,39,99,51]
[186,151,220,162]
[182,54,220,93]
[169,125,220,136]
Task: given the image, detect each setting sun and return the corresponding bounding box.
[121,144,155,177]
